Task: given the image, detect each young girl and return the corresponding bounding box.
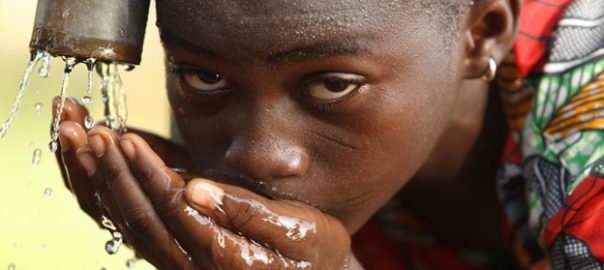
[54,0,604,269]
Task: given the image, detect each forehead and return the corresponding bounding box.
[156,0,431,60]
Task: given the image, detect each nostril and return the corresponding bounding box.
[224,140,310,180]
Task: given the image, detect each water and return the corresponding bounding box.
[84,115,95,129]
[38,53,50,78]
[82,58,96,105]
[48,57,77,153]
[97,62,128,134]
[1,51,129,145]
[34,102,43,115]
[0,51,47,139]
[32,147,42,166]
[100,215,123,255]
[1,50,133,260]
[104,238,121,255]
[43,187,53,198]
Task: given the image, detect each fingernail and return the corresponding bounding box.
[76,146,97,176]
[119,139,136,160]
[188,180,224,210]
[58,133,71,153]
[88,134,106,158]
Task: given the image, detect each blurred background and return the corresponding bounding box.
[0,1,170,269]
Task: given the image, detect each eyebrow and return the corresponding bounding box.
[160,30,370,65]
[267,42,369,64]
[160,31,226,61]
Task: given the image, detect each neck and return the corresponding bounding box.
[399,80,509,251]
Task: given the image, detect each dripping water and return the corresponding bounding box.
[48,56,77,153]
[38,53,50,78]
[97,62,128,134]
[82,58,96,105]
[100,215,123,255]
[0,51,47,139]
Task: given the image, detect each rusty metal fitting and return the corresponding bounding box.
[30,0,150,65]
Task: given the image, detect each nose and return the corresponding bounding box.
[224,132,310,181]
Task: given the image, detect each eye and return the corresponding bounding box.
[303,73,364,101]
[182,70,230,92]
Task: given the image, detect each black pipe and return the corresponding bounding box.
[29,0,150,65]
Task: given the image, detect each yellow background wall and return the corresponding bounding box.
[0,1,170,269]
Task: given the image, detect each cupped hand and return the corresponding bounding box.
[53,97,195,268]
[54,97,362,269]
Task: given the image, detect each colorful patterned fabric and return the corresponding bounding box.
[353,1,604,269]
[498,0,604,269]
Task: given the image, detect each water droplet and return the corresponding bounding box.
[126,258,136,269]
[34,102,43,114]
[43,187,53,198]
[105,239,121,255]
[38,53,50,78]
[48,141,58,153]
[122,64,135,72]
[38,67,49,78]
[101,216,117,231]
[32,148,42,166]
[8,263,15,270]
[82,95,93,105]
[84,115,95,129]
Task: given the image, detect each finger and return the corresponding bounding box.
[85,127,198,270]
[53,96,91,190]
[119,134,309,269]
[58,120,101,219]
[185,178,348,261]
[76,145,172,270]
[52,96,90,130]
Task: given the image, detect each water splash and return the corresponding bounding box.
[0,51,46,139]
[48,57,77,153]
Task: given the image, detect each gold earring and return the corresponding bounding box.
[481,57,497,82]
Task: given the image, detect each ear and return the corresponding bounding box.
[461,0,521,80]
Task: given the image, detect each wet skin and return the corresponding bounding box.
[55,0,520,269]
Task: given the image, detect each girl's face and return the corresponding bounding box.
[157,0,468,232]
